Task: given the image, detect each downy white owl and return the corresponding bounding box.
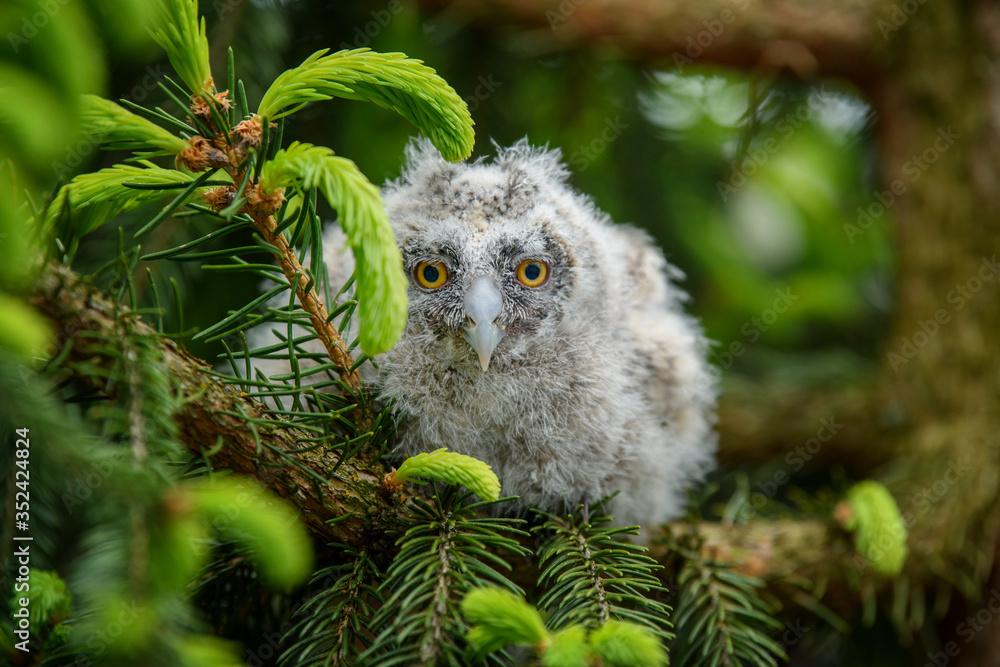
[254,139,717,532]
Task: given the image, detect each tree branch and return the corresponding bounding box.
[715,377,887,472]
[420,0,883,82]
[31,263,408,550]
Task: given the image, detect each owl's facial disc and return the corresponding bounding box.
[462,276,505,371]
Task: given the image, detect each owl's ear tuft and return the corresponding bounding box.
[494,137,570,185]
[390,136,460,192]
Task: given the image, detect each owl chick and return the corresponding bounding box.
[371,139,717,530]
[249,139,716,531]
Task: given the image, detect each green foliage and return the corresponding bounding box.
[80,94,190,155]
[280,547,384,666]
[258,48,474,162]
[0,279,314,666]
[11,570,72,631]
[37,0,474,364]
[151,0,212,92]
[188,476,315,588]
[843,480,909,576]
[261,142,408,355]
[542,626,590,667]
[363,487,529,665]
[589,620,667,667]
[44,162,217,236]
[0,293,53,359]
[670,549,787,667]
[463,587,550,655]
[535,499,674,641]
[391,447,502,502]
[462,589,667,667]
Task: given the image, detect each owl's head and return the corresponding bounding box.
[382,139,616,372]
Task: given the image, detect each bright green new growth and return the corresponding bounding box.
[45,162,219,235]
[258,48,474,161]
[80,94,189,155]
[0,293,53,360]
[462,588,667,667]
[463,587,550,655]
[845,480,909,576]
[189,476,314,589]
[150,0,212,92]
[261,142,408,355]
[589,620,667,667]
[393,447,502,501]
[541,626,590,667]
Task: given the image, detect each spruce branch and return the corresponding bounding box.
[30,263,411,548]
[261,142,408,356]
[386,447,502,501]
[535,499,674,641]
[364,488,529,665]
[280,547,384,666]
[257,49,475,161]
[44,163,219,236]
[151,0,212,93]
[836,480,909,577]
[462,588,667,667]
[251,205,365,393]
[80,94,189,156]
[667,533,788,667]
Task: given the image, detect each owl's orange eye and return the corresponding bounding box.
[516,259,549,287]
[415,261,448,289]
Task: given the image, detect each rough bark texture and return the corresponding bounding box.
[30,264,410,552]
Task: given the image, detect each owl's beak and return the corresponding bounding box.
[462,276,505,371]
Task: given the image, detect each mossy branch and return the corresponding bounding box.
[30,263,410,548]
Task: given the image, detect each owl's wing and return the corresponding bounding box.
[616,224,718,478]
